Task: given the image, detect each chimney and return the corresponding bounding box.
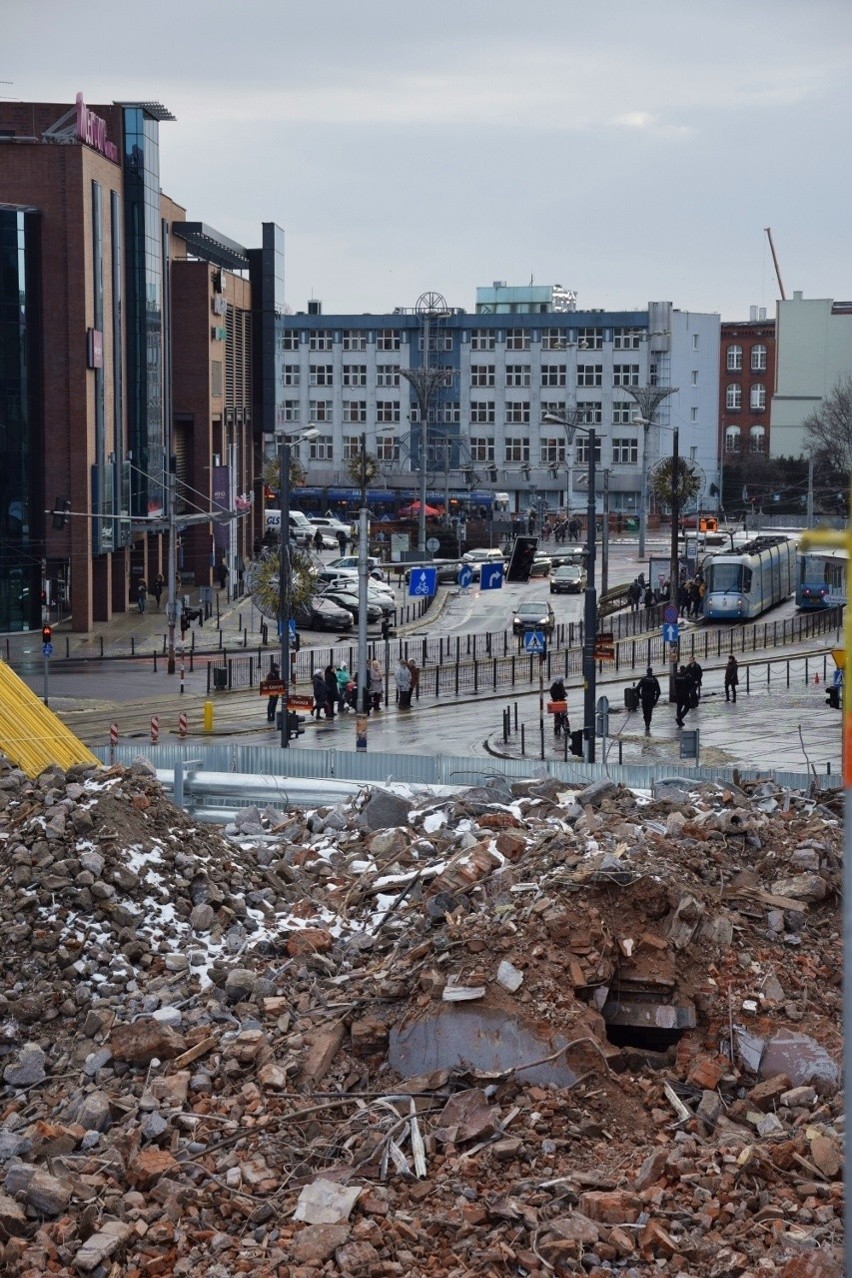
[749,306,757,321]
[307,299,322,315]
[758,307,766,321]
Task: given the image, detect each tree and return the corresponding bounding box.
[803,376,852,476]
[650,456,701,512]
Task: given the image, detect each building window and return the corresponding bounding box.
[750,427,766,453]
[376,436,400,463]
[310,400,333,423]
[505,327,530,351]
[342,435,361,460]
[376,400,400,423]
[505,438,530,463]
[751,344,767,372]
[211,361,223,397]
[691,407,698,422]
[726,384,742,411]
[506,402,530,424]
[342,330,366,351]
[725,426,741,453]
[541,364,567,387]
[436,403,461,424]
[470,328,495,351]
[283,364,300,388]
[612,437,639,465]
[540,437,566,464]
[309,331,333,351]
[577,364,603,387]
[541,400,566,421]
[471,364,495,387]
[470,401,495,424]
[377,329,400,351]
[613,327,641,350]
[343,364,367,387]
[376,364,400,387]
[343,401,367,423]
[282,330,300,351]
[750,383,766,412]
[309,364,333,386]
[613,363,640,387]
[612,401,633,425]
[726,344,743,372]
[575,436,602,464]
[309,435,334,461]
[506,364,531,387]
[577,401,602,425]
[541,327,568,351]
[577,327,603,350]
[283,400,300,422]
[419,332,453,353]
[692,333,699,350]
[470,437,495,462]
[691,370,699,386]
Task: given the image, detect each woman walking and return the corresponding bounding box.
[369,659,384,712]
[724,654,739,703]
[395,657,412,709]
[323,663,338,720]
[312,669,328,719]
[407,657,420,703]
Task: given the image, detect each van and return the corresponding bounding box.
[265,509,314,547]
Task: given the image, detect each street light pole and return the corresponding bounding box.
[278,437,291,748]
[638,418,651,561]
[583,429,598,763]
[669,426,680,702]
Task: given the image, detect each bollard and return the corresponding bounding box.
[150,715,159,745]
[180,655,185,695]
[109,722,118,765]
[153,652,158,673]
[179,712,187,739]
[100,635,104,658]
[520,723,525,755]
[514,701,519,731]
[131,637,135,657]
[203,700,213,733]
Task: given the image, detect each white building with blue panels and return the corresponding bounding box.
[276,285,720,517]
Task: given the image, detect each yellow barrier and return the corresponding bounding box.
[0,662,100,777]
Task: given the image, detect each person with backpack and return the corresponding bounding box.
[635,666,661,734]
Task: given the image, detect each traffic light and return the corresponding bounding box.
[507,536,538,583]
[41,625,52,645]
[51,498,70,531]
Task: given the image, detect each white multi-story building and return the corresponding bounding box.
[278,285,720,516]
[770,293,852,458]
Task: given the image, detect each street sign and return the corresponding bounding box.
[458,565,473,590]
[680,729,700,763]
[480,562,504,591]
[595,694,610,738]
[408,566,437,598]
[260,680,286,697]
[288,619,296,643]
[42,643,53,658]
[426,536,440,553]
[593,630,615,660]
[662,622,679,644]
[523,629,546,655]
[663,604,678,625]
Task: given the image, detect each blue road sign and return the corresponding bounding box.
[480,562,504,591]
[458,565,474,590]
[523,629,546,655]
[288,619,297,643]
[662,622,679,644]
[42,643,53,658]
[408,566,437,598]
[663,604,678,625]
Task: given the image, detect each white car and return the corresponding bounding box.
[308,516,350,539]
[328,554,387,582]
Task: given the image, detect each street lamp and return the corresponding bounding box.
[621,385,677,560]
[277,426,319,748]
[544,412,598,762]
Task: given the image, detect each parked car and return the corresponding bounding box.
[512,599,556,636]
[293,596,353,632]
[308,515,350,539]
[461,547,505,581]
[404,559,462,586]
[548,547,587,570]
[328,555,387,581]
[317,589,383,624]
[530,553,552,577]
[550,563,587,594]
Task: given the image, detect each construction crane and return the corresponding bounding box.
[764,227,786,300]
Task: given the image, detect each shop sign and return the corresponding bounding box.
[76,93,119,163]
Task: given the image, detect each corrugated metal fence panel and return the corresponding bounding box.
[95,744,837,796]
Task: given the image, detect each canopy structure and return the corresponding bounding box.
[400,501,443,517]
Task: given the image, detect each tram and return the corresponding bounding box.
[795,548,847,610]
[702,535,797,621]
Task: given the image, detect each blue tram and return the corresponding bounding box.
[702,535,797,621]
[795,548,847,610]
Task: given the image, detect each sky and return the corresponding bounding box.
[5,0,852,320]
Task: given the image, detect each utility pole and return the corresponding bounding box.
[279,438,291,748]
[623,384,677,560]
[583,429,598,763]
[167,456,177,675]
[669,427,680,701]
[601,468,610,595]
[356,431,369,751]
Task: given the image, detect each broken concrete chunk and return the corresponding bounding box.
[496,959,524,993]
[73,1220,133,1272]
[4,1163,71,1216]
[770,873,828,903]
[293,1178,362,1225]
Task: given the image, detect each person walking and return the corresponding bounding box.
[323,663,338,720]
[136,577,148,614]
[549,675,568,737]
[266,660,281,724]
[368,658,384,712]
[674,664,692,727]
[635,666,662,734]
[313,527,324,552]
[312,669,328,719]
[336,529,347,556]
[152,573,164,610]
[336,663,351,713]
[407,657,420,703]
[395,657,412,709]
[217,557,229,591]
[724,654,739,703]
[687,656,703,705]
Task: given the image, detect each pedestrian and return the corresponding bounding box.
[724,654,739,703]
[312,669,328,719]
[628,580,641,612]
[369,658,384,712]
[266,660,281,724]
[152,573,164,609]
[643,586,654,609]
[549,675,568,737]
[323,663,338,720]
[336,529,347,556]
[395,657,412,709]
[136,577,148,614]
[674,664,692,727]
[313,527,324,552]
[407,657,420,702]
[687,656,703,705]
[217,557,229,591]
[336,663,351,713]
[635,666,661,734]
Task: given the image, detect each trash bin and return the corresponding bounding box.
[624,685,639,712]
[212,667,227,691]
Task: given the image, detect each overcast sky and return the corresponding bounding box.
[6,0,852,319]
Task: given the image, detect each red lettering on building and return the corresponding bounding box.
[75,94,119,164]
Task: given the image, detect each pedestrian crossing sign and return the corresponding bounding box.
[523,629,546,655]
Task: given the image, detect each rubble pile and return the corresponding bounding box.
[0,758,844,1277]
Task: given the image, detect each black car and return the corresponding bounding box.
[512,600,556,635]
[318,589,383,624]
[293,596,353,632]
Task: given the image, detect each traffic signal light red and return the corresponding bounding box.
[41,625,52,644]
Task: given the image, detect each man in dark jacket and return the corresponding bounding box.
[674,664,692,727]
[687,657,703,705]
[635,666,661,733]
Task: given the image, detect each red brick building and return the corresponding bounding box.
[718,310,776,463]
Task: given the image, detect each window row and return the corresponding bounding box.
[725,383,766,411]
[284,399,638,427]
[295,434,640,467]
[726,344,768,372]
[285,362,646,389]
[725,425,766,453]
[284,326,651,353]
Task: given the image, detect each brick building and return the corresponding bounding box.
[718,309,776,463]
